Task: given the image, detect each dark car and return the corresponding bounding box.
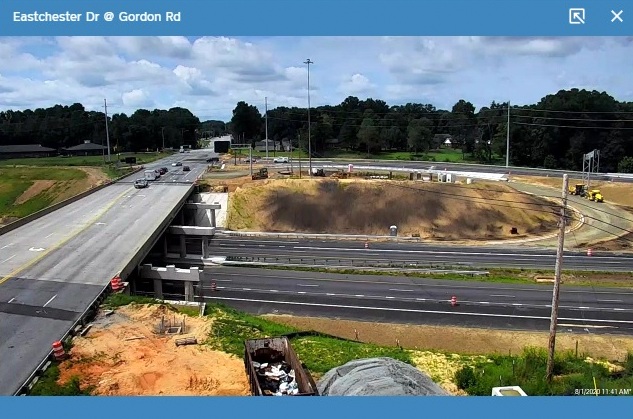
[183,166,191,171]
[159,167,168,175]
[206,157,220,163]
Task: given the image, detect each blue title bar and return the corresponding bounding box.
[0,0,630,36]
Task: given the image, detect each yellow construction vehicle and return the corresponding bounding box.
[569,184,587,196]
[252,168,269,180]
[587,189,604,203]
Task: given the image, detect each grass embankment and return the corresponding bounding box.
[31,295,633,395]
[0,152,173,168]
[258,265,633,288]
[0,167,87,219]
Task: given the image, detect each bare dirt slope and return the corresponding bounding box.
[227,178,559,240]
[58,304,250,396]
[264,315,633,362]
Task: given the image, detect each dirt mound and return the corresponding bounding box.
[14,180,56,204]
[58,304,250,396]
[227,179,558,240]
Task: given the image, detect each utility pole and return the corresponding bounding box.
[298,133,302,179]
[546,173,569,382]
[249,146,253,177]
[104,99,111,162]
[304,59,313,176]
[161,127,165,151]
[265,97,269,160]
[505,101,510,168]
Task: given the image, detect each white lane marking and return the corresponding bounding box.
[215,272,633,296]
[95,222,106,226]
[43,294,57,307]
[45,233,54,239]
[558,324,617,329]
[292,246,633,261]
[355,294,365,297]
[214,279,232,282]
[298,284,319,287]
[0,243,14,250]
[204,296,633,325]
[597,299,623,303]
[8,297,15,303]
[28,247,45,252]
[389,289,414,292]
[210,285,632,312]
[1,255,16,263]
[491,294,515,298]
[298,291,306,294]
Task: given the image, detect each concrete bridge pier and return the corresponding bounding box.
[140,264,201,302]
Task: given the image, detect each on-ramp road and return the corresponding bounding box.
[191,267,633,335]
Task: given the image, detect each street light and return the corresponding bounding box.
[304,58,313,176]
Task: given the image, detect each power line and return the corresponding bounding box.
[514,122,633,130]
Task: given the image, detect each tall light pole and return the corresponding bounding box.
[506,101,510,168]
[104,99,111,162]
[265,96,269,159]
[304,59,313,176]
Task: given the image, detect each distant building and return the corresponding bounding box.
[0,144,57,159]
[254,139,281,152]
[62,140,109,156]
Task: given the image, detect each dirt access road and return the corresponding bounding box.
[505,182,633,249]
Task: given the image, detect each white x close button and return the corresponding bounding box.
[611,9,623,23]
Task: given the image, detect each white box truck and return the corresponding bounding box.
[144,169,159,181]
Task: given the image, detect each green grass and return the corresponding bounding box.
[0,152,174,168]
[27,364,93,396]
[102,166,136,180]
[315,148,492,163]
[456,347,633,396]
[255,265,633,289]
[53,296,633,396]
[0,167,88,218]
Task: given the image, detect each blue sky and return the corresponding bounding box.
[0,36,631,121]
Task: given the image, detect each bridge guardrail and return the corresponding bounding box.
[220,255,489,275]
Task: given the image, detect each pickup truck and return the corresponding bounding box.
[273,157,289,163]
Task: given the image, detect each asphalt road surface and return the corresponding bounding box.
[280,158,633,183]
[0,150,215,395]
[202,236,633,271]
[198,267,633,335]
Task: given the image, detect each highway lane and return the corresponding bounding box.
[199,237,633,271]
[283,158,633,183]
[196,267,633,334]
[0,152,215,395]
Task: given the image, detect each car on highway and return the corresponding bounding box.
[172,162,183,167]
[273,157,289,163]
[183,166,191,171]
[244,157,260,163]
[134,179,149,189]
[206,157,220,163]
[158,167,168,175]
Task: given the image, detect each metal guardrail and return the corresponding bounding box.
[217,230,422,242]
[13,282,116,396]
[221,255,489,275]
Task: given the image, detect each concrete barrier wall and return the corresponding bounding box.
[0,167,143,237]
[121,184,195,280]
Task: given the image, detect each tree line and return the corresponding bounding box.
[0,88,632,172]
[230,89,633,173]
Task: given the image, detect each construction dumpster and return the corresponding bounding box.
[244,337,319,396]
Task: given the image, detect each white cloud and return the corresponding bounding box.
[0,36,629,120]
[122,89,153,108]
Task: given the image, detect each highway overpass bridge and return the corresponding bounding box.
[0,151,222,395]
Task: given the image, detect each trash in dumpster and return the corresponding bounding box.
[254,355,300,395]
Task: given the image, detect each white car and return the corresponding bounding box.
[273,157,289,163]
